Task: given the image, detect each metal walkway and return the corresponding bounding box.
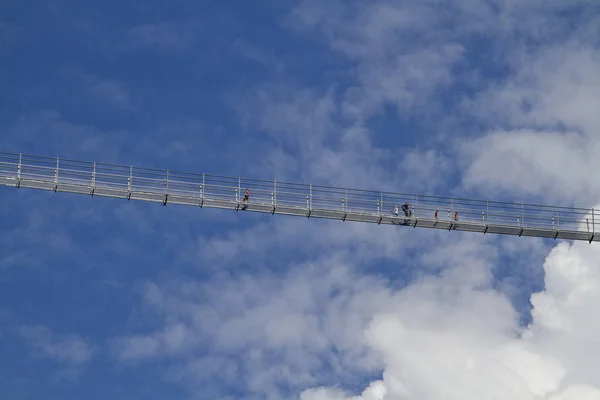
[0,151,598,243]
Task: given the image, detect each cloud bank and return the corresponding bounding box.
[300,234,600,400]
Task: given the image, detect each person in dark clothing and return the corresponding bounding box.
[402,202,411,217]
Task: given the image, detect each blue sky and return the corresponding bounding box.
[2,1,600,400]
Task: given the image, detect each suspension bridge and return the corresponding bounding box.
[0,151,598,243]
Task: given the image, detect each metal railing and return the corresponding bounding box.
[0,151,597,242]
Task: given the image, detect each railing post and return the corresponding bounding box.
[238,177,241,203]
[163,169,169,206]
[345,188,348,212]
[591,208,595,243]
[377,199,380,215]
[200,173,205,207]
[305,184,313,218]
[17,153,22,188]
[380,191,383,213]
[516,205,524,236]
[54,157,59,192]
[91,162,96,196]
[127,166,132,200]
[341,188,347,221]
[482,206,488,232]
[271,179,276,214]
[201,173,205,199]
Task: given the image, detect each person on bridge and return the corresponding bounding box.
[392,205,399,216]
[242,188,250,210]
[402,202,411,217]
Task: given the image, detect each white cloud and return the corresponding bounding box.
[240,1,600,199]
[460,129,599,203]
[461,44,600,133]
[18,325,94,366]
[286,0,590,124]
[226,2,600,399]
[459,43,600,205]
[113,323,192,361]
[254,1,600,207]
[299,235,600,400]
[111,269,359,397]
[236,82,439,191]
[111,218,546,399]
[234,1,476,190]
[274,0,600,207]
[106,1,600,399]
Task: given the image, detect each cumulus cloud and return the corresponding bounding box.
[300,234,600,400]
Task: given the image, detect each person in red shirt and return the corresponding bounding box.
[242,188,250,210]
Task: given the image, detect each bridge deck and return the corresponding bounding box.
[0,152,597,243]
